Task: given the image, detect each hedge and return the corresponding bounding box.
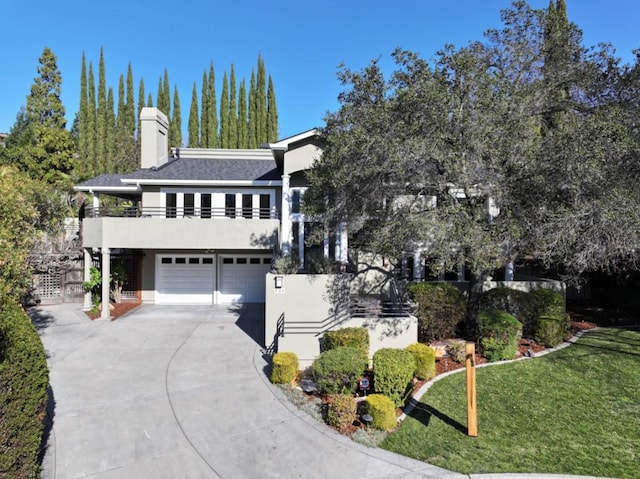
[322,327,369,364]
[312,347,365,394]
[271,352,299,384]
[479,310,522,361]
[372,348,415,407]
[0,297,49,479]
[405,343,436,380]
[535,315,571,347]
[365,394,397,431]
[480,287,539,336]
[407,282,466,342]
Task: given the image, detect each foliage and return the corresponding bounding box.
[0,296,49,478]
[479,311,522,361]
[351,427,388,448]
[405,343,436,380]
[322,327,369,364]
[311,347,366,395]
[535,315,570,347]
[531,288,564,318]
[271,352,299,384]
[382,328,640,479]
[326,394,357,433]
[365,394,397,431]
[271,255,299,274]
[277,384,324,422]
[480,287,539,336]
[407,282,466,342]
[372,348,415,407]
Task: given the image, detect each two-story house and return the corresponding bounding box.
[76,108,347,319]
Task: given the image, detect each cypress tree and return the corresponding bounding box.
[248,70,257,148]
[138,78,146,120]
[87,62,97,177]
[106,87,116,171]
[188,82,199,147]
[78,52,89,177]
[219,72,229,148]
[147,93,153,107]
[163,69,171,118]
[237,79,248,148]
[229,64,238,148]
[171,86,182,147]
[256,55,267,145]
[207,61,218,148]
[115,74,126,170]
[267,74,278,142]
[200,70,209,147]
[96,48,107,172]
[156,77,165,113]
[125,63,135,138]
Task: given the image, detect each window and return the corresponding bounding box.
[189,257,200,264]
[201,194,211,218]
[260,194,270,219]
[161,257,172,264]
[263,258,271,264]
[184,193,195,216]
[242,194,253,218]
[166,193,177,218]
[175,257,186,264]
[225,194,236,218]
[291,190,302,214]
[237,258,247,264]
[250,258,260,264]
[223,258,234,264]
[202,257,213,264]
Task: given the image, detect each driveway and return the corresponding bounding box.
[34,303,458,479]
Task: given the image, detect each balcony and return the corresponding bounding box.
[81,206,280,250]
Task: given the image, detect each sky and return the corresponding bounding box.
[1,0,638,140]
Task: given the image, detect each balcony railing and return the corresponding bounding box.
[85,206,279,220]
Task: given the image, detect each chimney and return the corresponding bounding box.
[140,107,169,169]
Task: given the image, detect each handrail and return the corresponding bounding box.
[85,206,279,219]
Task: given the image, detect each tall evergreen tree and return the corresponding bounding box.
[147,93,153,107]
[78,52,89,177]
[96,48,108,172]
[188,82,200,147]
[200,70,209,147]
[170,86,182,148]
[115,74,127,170]
[138,77,146,121]
[26,47,66,128]
[219,72,230,148]
[156,77,166,113]
[228,64,238,148]
[207,61,218,148]
[267,74,278,142]
[248,70,257,148]
[125,63,136,138]
[87,62,97,177]
[256,55,267,145]
[106,87,116,171]
[237,79,248,148]
[162,69,171,118]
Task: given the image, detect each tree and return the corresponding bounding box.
[86,62,97,177]
[238,79,248,148]
[219,71,230,148]
[200,70,209,147]
[305,1,640,337]
[171,86,182,147]
[256,55,267,144]
[96,48,108,173]
[188,82,199,147]
[248,70,257,148]
[228,64,238,148]
[207,61,218,148]
[26,47,66,128]
[267,74,278,141]
[78,53,89,177]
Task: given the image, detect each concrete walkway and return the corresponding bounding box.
[33,303,610,479]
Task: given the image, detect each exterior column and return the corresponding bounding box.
[413,250,422,281]
[92,193,100,216]
[505,262,515,281]
[100,248,111,320]
[297,221,305,268]
[280,174,291,256]
[337,222,348,265]
[323,225,330,259]
[83,248,92,310]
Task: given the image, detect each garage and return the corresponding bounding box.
[218,255,272,304]
[155,254,272,304]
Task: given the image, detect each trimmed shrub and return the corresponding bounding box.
[326,394,357,433]
[479,310,522,362]
[405,343,436,380]
[531,288,565,318]
[372,348,415,407]
[323,327,369,364]
[480,287,539,336]
[0,297,49,479]
[535,315,570,347]
[312,347,365,395]
[271,352,299,384]
[407,282,466,342]
[365,394,397,431]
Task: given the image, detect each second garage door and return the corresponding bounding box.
[218,256,272,303]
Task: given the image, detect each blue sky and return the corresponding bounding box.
[1,0,638,140]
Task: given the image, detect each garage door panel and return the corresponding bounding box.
[156,256,215,304]
[219,256,270,304]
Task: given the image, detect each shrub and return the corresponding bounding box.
[365,394,397,431]
[326,394,357,433]
[535,315,570,347]
[481,287,539,336]
[405,343,436,380]
[271,352,299,384]
[372,348,415,407]
[531,288,565,318]
[407,282,466,342]
[312,347,365,395]
[0,297,49,479]
[323,327,369,364]
[479,310,522,362]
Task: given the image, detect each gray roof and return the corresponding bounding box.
[126,158,280,182]
[78,173,131,188]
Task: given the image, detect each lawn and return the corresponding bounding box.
[381,327,640,479]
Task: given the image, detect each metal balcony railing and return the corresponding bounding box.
[85,206,279,220]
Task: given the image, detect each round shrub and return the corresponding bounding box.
[271,352,299,384]
[323,327,369,364]
[365,394,397,431]
[481,287,538,337]
[535,315,570,347]
[312,346,366,395]
[407,282,466,342]
[531,287,565,318]
[405,343,436,380]
[479,310,522,361]
[326,394,357,433]
[372,348,415,407]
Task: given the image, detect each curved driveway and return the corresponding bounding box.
[35,303,458,479]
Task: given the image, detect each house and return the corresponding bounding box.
[75,107,348,319]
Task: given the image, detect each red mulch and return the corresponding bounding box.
[85,301,142,321]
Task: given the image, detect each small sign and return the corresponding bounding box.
[359,377,370,390]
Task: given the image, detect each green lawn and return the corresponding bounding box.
[381,328,640,479]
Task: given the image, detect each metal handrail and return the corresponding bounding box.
[85,206,279,219]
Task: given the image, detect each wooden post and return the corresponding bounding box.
[466,341,478,437]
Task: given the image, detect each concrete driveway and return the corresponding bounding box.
[34,303,458,479]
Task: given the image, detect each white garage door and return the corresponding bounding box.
[156,255,215,304]
[219,256,272,304]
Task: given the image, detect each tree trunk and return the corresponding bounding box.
[465,269,487,340]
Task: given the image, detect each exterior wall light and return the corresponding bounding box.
[274,275,284,289]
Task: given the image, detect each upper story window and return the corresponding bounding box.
[225,194,236,218]
[160,190,275,219]
[291,189,304,214]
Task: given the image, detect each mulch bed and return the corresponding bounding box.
[85,301,142,320]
